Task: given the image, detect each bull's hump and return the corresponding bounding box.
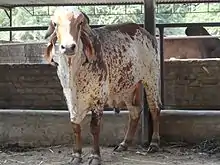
[103,23,141,37]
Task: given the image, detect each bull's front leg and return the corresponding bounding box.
[71,123,83,164]
[88,110,103,165]
[63,88,83,164]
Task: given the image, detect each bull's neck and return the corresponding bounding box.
[66,54,83,88]
[67,28,102,88]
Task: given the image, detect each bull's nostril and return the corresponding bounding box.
[61,45,65,49]
[71,44,76,51]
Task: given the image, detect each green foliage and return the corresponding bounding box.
[0,10,9,40]
[0,3,220,41]
[184,3,220,35]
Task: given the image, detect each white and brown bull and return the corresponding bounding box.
[44,8,161,165]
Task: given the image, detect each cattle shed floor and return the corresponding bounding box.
[0,141,220,165]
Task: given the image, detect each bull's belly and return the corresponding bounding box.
[105,81,141,109]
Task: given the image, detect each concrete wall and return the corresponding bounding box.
[0,37,216,62]
[0,110,220,147]
[0,37,210,65]
[0,42,47,64]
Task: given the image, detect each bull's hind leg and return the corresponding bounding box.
[88,110,103,165]
[144,85,161,153]
[114,104,141,152]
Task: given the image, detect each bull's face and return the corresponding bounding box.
[44,8,97,66]
[45,9,87,56]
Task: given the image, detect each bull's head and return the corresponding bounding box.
[185,26,210,36]
[44,8,96,66]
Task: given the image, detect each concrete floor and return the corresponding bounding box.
[0,145,219,165]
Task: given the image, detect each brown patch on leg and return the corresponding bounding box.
[71,123,82,164]
[132,81,142,106]
[88,111,102,165]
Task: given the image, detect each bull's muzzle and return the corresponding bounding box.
[60,43,76,55]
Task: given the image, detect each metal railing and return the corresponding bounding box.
[1,22,220,31]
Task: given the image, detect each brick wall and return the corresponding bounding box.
[0,64,67,109]
[1,43,220,109]
[1,60,220,110]
[164,59,220,109]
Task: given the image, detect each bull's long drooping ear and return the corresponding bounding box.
[76,12,97,63]
[44,33,58,66]
[45,20,55,39]
[80,30,96,63]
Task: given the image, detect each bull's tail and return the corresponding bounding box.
[142,88,153,145]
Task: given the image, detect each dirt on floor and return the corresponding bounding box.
[0,140,220,165]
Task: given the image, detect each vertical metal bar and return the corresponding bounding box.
[141,4,143,14]
[9,8,12,41]
[47,6,50,15]
[3,8,12,41]
[159,26,164,109]
[144,0,156,35]
[141,0,156,146]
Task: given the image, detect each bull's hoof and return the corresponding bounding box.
[70,153,82,165]
[88,154,101,165]
[147,144,159,153]
[113,143,128,152]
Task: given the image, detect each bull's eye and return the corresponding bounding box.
[53,22,57,27]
